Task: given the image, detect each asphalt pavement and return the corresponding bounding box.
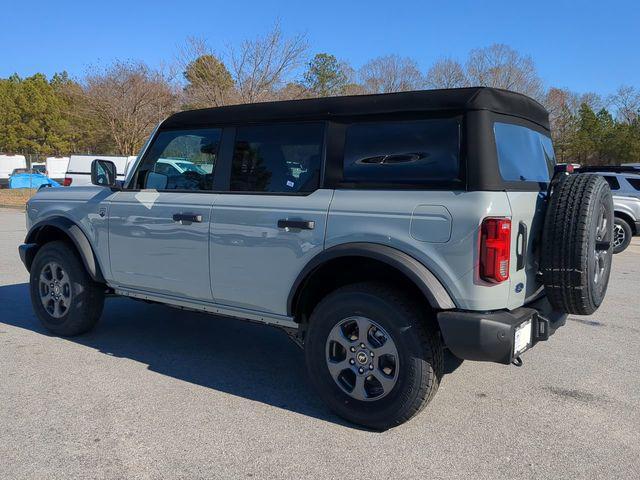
[1,208,639,480]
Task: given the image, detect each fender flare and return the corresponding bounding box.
[24,217,105,283]
[613,201,637,223]
[287,242,457,316]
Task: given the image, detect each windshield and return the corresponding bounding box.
[494,122,555,183]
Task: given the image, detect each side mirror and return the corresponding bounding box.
[91,159,117,187]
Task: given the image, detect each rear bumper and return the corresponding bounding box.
[634,221,640,235]
[437,296,567,365]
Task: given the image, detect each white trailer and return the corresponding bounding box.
[45,157,70,184]
[0,154,27,188]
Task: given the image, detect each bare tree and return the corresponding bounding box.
[178,37,235,108]
[275,82,310,101]
[84,61,177,155]
[610,85,640,124]
[466,44,543,99]
[359,55,424,94]
[228,23,308,103]
[425,58,468,89]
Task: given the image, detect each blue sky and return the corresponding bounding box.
[2,0,638,95]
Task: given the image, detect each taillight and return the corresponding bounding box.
[480,217,511,283]
[62,178,72,186]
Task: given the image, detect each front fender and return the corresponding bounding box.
[24,216,105,283]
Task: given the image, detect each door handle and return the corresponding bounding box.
[277,219,315,230]
[516,221,527,271]
[173,213,203,224]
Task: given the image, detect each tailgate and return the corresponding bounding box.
[506,191,547,309]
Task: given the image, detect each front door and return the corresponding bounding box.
[108,127,223,301]
[210,123,331,315]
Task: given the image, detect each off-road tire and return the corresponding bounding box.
[541,174,613,315]
[304,282,443,430]
[613,217,632,254]
[29,241,104,336]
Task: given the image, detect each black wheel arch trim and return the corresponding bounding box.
[287,242,457,317]
[23,217,105,283]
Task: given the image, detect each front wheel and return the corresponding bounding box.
[613,217,632,254]
[304,282,443,430]
[29,241,105,336]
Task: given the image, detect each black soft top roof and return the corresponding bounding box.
[161,87,549,131]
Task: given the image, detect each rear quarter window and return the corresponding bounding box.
[342,118,460,185]
[625,177,640,191]
[602,176,621,190]
[494,122,555,183]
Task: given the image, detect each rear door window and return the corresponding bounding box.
[343,119,460,184]
[231,124,324,193]
[494,123,555,182]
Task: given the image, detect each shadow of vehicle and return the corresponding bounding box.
[0,282,463,428]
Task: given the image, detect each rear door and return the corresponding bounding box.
[108,128,223,301]
[493,121,556,308]
[210,123,331,316]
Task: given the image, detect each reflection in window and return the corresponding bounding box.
[231,124,324,193]
[133,128,222,190]
[343,119,460,184]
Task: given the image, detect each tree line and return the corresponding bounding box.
[1,24,638,165]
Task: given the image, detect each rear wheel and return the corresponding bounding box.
[613,217,632,254]
[304,282,443,430]
[29,241,105,336]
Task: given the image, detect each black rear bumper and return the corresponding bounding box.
[437,296,567,365]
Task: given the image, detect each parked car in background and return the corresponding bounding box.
[9,171,60,189]
[611,196,640,253]
[64,155,132,186]
[31,163,47,175]
[45,157,70,184]
[576,166,640,253]
[0,154,27,188]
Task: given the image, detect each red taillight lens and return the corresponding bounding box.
[480,217,511,283]
[62,177,72,186]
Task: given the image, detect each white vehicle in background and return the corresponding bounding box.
[64,155,131,186]
[45,157,70,184]
[0,154,27,188]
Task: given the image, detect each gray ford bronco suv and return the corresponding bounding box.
[19,87,614,430]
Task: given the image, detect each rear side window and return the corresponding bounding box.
[603,176,620,190]
[626,177,640,191]
[343,119,460,184]
[494,123,555,182]
[231,124,324,193]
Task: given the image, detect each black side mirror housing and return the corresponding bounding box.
[91,159,117,187]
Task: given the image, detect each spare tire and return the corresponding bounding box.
[541,173,613,315]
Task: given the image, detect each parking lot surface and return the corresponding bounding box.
[1,208,639,480]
